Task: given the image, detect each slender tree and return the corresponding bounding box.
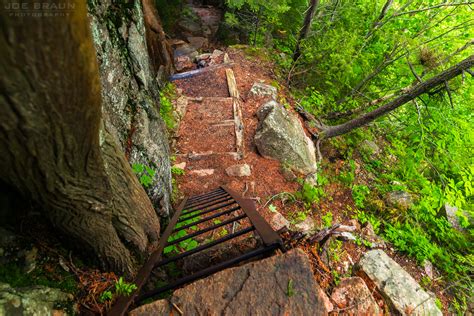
[0,0,162,274]
[292,0,320,62]
[319,55,473,138]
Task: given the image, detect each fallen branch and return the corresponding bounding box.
[307,224,341,245]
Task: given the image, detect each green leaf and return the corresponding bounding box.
[132,163,144,174]
[268,204,278,213]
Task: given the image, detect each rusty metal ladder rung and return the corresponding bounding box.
[108,186,282,315]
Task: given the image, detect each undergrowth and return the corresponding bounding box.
[326,121,473,313]
[159,83,177,130]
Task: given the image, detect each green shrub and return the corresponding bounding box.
[132,163,156,188]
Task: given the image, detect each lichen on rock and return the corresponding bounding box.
[0,282,73,316]
[88,0,173,215]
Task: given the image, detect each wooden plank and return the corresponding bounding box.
[186,96,233,103]
[225,68,240,99]
[233,98,244,159]
[225,68,244,159]
[212,120,236,127]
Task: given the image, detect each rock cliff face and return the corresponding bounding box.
[88,0,173,215]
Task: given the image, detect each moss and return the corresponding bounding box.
[0,261,78,295]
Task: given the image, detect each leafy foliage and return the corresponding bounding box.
[321,211,333,228]
[295,174,328,205]
[352,184,370,209]
[132,163,156,188]
[115,277,137,296]
[159,83,177,130]
[171,165,185,176]
[164,214,201,254]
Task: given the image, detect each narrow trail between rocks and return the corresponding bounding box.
[171,48,299,224]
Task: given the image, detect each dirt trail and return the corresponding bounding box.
[170,48,452,314]
[172,49,299,222]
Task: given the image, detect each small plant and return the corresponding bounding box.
[115,277,138,296]
[363,239,373,248]
[332,270,341,286]
[353,210,381,234]
[295,174,328,205]
[321,211,333,228]
[98,276,138,305]
[178,238,199,252]
[164,215,201,254]
[171,166,185,175]
[219,228,229,237]
[99,290,113,303]
[287,279,295,297]
[420,275,432,288]
[329,239,343,263]
[268,204,278,213]
[338,159,356,186]
[289,210,307,225]
[132,163,156,188]
[352,184,370,209]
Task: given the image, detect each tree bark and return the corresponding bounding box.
[0,1,161,275]
[321,55,473,139]
[292,0,320,62]
[142,0,175,77]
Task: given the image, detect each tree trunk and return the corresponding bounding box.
[292,0,320,62]
[0,1,161,275]
[142,0,175,78]
[321,55,473,139]
[365,0,393,38]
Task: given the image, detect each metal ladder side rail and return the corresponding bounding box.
[108,186,282,315]
[107,198,189,316]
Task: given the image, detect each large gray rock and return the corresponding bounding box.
[357,250,442,316]
[255,101,317,174]
[176,6,222,38]
[131,249,329,315]
[89,1,172,214]
[187,37,208,50]
[0,282,72,315]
